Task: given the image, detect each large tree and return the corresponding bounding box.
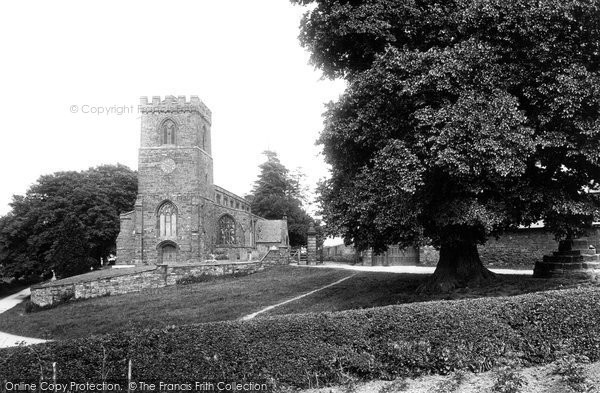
[294,0,600,291]
[250,151,314,247]
[0,164,137,281]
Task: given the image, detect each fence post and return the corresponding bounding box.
[127,359,132,393]
[52,363,57,393]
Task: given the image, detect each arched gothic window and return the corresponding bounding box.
[162,119,176,145]
[158,201,177,237]
[217,215,236,245]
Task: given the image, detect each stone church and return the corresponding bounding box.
[116,96,289,265]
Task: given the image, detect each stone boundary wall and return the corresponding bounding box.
[319,228,600,269]
[260,247,290,265]
[420,228,600,268]
[31,256,289,307]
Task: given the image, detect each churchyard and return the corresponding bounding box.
[3,0,600,391]
[2,264,600,392]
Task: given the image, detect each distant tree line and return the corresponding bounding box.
[0,165,137,283]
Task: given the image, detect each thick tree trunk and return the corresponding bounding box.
[417,239,497,293]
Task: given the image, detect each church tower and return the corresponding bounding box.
[116,95,289,266]
[117,96,214,264]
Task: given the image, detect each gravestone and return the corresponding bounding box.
[533,238,600,278]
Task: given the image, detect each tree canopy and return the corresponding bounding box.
[250,151,314,247]
[0,164,137,282]
[295,0,600,290]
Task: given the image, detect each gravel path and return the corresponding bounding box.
[0,287,48,348]
[295,262,533,275]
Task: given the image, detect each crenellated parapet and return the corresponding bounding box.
[139,95,211,123]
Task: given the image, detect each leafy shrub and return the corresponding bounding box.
[552,354,595,392]
[491,351,527,393]
[24,299,39,314]
[3,287,600,390]
[492,369,526,393]
[59,291,75,303]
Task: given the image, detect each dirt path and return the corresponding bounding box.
[240,273,358,321]
[0,287,48,348]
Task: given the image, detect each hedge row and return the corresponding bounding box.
[2,287,600,389]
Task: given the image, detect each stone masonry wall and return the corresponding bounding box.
[260,248,290,265]
[31,256,290,307]
[420,228,600,268]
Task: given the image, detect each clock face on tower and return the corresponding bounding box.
[160,158,176,174]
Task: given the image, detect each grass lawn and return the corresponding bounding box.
[263,270,600,317]
[0,266,351,340]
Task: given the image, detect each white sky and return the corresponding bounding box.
[0,0,346,229]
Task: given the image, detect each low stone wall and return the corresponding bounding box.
[420,228,600,268]
[31,256,289,307]
[260,247,291,265]
[165,262,266,285]
[478,229,558,268]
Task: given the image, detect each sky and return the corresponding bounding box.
[0,0,346,230]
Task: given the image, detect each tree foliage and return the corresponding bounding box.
[0,164,137,282]
[295,0,600,289]
[250,151,314,247]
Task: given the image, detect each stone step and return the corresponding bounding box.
[543,255,584,263]
[583,261,600,269]
[533,257,599,278]
[553,249,597,256]
[534,265,596,279]
[572,238,592,247]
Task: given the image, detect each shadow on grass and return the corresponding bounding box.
[0,266,351,340]
[0,282,29,299]
[264,272,600,316]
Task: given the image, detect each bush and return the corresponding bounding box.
[2,287,600,390]
[552,353,594,392]
[24,299,39,314]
